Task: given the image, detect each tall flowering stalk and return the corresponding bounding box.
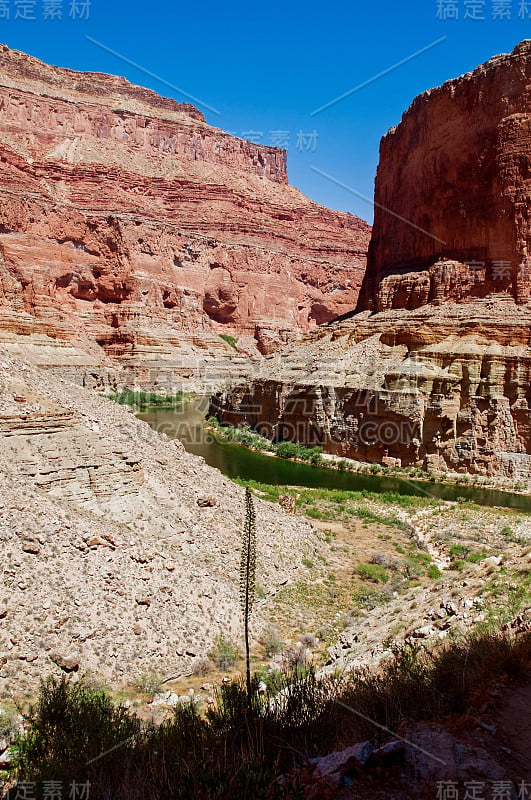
[240,487,257,695]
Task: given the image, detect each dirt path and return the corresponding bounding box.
[492,676,531,782]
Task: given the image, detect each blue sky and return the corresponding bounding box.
[0,0,529,223]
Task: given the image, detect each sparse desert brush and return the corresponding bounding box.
[190,656,212,677]
[12,676,141,790]
[355,562,390,584]
[299,632,319,650]
[370,551,402,571]
[10,630,531,799]
[277,643,309,669]
[260,625,284,657]
[0,706,21,743]
[134,669,163,696]
[337,611,356,629]
[208,635,240,671]
[427,564,442,579]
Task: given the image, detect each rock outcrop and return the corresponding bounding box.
[359,39,531,312]
[0,44,370,376]
[212,299,531,478]
[0,349,319,690]
[215,42,531,478]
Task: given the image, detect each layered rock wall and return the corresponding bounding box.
[216,42,531,478]
[0,44,370,369]
[359,39,531,311]
[213,300,531,478]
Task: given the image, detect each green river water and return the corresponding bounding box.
[138,397,531,511]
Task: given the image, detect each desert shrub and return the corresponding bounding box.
[0,707,20,744]
[255,582,267,599]
[369,551,401,571]
[353,584,390,610]
[190,656,212,677]
[134,670,163,695]
[450,543,469,559]
[351,507,404,528]
[307,447,323,464]
[219,333,238,349]
[260,626,285,657]
[275,441,302,460]
[208,635,240,671]
[274,442,323,464]
[11,676,141,790]
[427,564,442,579]
[355,562,389,583]
[299,633,319,650]
[277,644,309,669]
[338,611,356,629]
[305,507,331,520]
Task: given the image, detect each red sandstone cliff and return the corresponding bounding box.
[216,42,531,479]
[0,44,370,361]
[358,39,531,312]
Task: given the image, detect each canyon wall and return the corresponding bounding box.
[358,39,531,312]
[216,42,531,479]
[213,299,531,479]
[0,44,370,380]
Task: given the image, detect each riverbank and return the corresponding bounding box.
[204,414,530,498]
[136,401,531,510]
[107,389,190,410]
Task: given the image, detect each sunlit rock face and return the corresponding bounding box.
[215,43,531,479]
[0,44,370,366]
[358,39,531,311]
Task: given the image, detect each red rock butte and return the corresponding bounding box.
[0,44,370,366]
[358,38,531,312]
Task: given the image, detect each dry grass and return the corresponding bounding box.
[8,629,531,799]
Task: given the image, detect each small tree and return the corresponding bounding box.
[240,487,257,696]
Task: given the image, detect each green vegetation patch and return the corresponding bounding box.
[219,333,238,349]
[108,389,187,409]
[208,635,240,671]
[275,442,323,464]
[355,562,390,583]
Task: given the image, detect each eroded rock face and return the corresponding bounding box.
[215,43,531,477]
[0,349,320,690]
[358,39,531,312]
[0,44,370,363]
[214,299,531,479]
